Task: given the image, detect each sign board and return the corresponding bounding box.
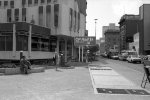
[74,36,96,46]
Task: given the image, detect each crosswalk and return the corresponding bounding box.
[89,64,150,95]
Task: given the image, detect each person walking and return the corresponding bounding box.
[55,52,60,71]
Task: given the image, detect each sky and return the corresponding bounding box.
[86,0,150,39]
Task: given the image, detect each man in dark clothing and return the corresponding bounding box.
[20,56,31,74]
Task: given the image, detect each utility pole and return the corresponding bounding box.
[94,19,98,38]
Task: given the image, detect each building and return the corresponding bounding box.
[118,14,140,52]
[0,0,87,63]
[139,4,150,55]
[104,29,120,53]
[129,32,139,54]
[102,23,119,53]
[102,23,119,37]
[99,37,105,54]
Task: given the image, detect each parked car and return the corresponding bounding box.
[126,55,141,63]
[141,55,150,64]
[119,50,138,61]
[111,55,119,60]
[118,53,128,61]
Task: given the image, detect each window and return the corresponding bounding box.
[16,35,28,51]
[47,0,51,3]
[10,0,14,8]
[41,38,49,51]
[28,0,32,6]
[49,36,57,52]
[22,0,26,6]
[41,0,45,3]
[0,33,13,51]
[7,9,11,22]
[4,1,8,8]
[0,36,5,51]
[0,1,1,7]
[22,8,26,21]
[31,36,49,51]
[46,5,51,27]
[15,9,19,22]
[54,4,59,27]
[32,36,40,51]
[34,0,38,5]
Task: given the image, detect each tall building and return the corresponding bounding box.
[101,23,119,53]
[139,4,150,55]
[0,0,87,62]
[104,29,120,53]
[102,23,119,37]
[118,14,140,51]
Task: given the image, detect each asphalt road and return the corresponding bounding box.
[98,57,144,73]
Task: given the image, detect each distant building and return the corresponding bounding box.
[118,14,140,51]
[99,37,105,54]
[102,23,119,37]
[129,32,139,54]
[104,29,120,53]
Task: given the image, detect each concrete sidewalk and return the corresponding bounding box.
[0,59,150,100]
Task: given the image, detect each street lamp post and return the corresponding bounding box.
[94,19,98,38]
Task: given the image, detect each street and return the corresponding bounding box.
[0,57,150,100]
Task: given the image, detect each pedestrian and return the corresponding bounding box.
[53,53,56,65]
[55,52,60,71]
[20,56,31,74]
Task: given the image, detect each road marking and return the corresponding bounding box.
[89,65,150,95]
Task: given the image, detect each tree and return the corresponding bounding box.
[87,44,99,61]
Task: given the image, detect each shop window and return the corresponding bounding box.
[0,34,13,51]
[0,36,5,51]
[32,36,40,51]
[31,36,49,51]
[49,36,57,52]
[41,38,49,51]
[10,0,14,8]
[16,35,28,51]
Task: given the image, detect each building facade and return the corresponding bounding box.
[102,23,119,53]
[139,4,150,55]
[118,14,140,52]
[102,23,119,37]
[0,0,87,62]
[104,29,120,53]
[99,37,105,54]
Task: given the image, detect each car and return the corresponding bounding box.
[141,55,150,64]
[118,53,128,61]
[111,55,119,60]
[126,55,141,63]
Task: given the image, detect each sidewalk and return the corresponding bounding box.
[0,58,150,100]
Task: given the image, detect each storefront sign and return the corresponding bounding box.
[74,36,96,46]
